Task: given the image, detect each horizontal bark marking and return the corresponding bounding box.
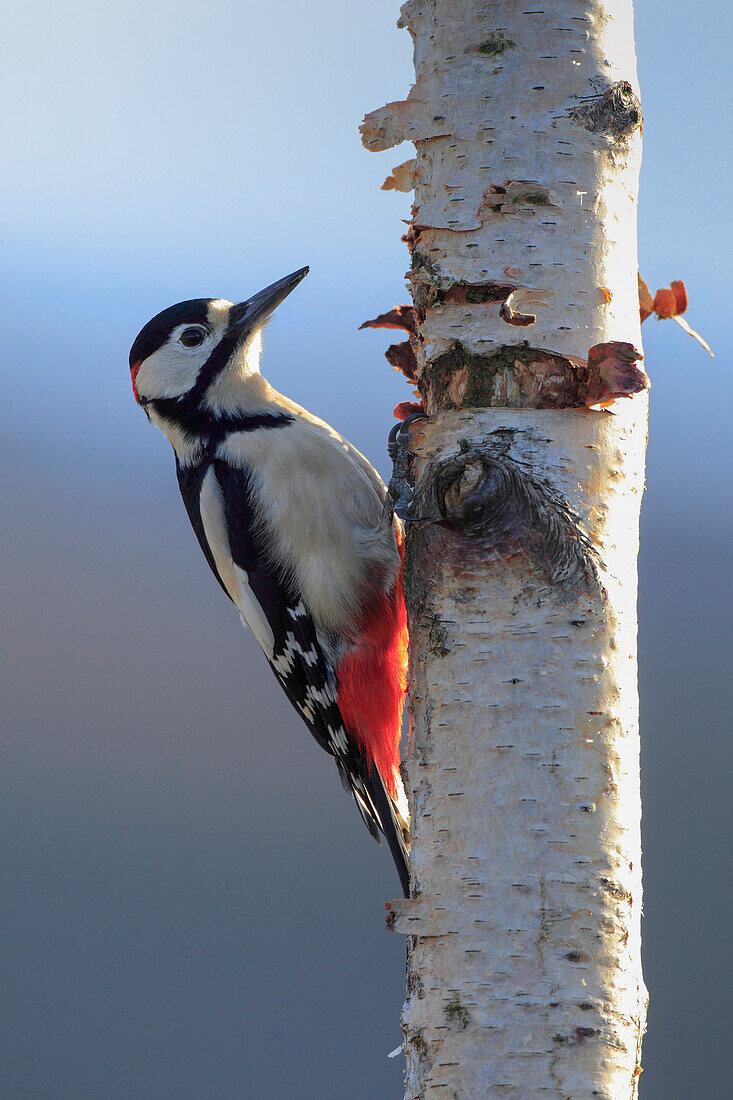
[386,897,452,936]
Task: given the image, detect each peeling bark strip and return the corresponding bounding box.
[363,2,647,1098]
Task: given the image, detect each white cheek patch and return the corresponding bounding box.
[135,342,210,400]
[198,468,275,657]
[135,318,229,402]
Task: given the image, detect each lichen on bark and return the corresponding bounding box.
[419,340,647,413]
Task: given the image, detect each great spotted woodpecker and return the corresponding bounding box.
[129,268,410,894]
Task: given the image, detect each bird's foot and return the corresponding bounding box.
[384,412,428,523]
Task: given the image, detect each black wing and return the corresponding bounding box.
[179,457,408,892]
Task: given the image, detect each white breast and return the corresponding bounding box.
[216,414,400,636]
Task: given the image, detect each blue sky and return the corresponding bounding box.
[2,1,730,523]
[1,3,730,1097]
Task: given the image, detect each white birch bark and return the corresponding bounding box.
[362,2,648,1097]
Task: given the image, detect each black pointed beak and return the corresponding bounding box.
[229,266,309,331]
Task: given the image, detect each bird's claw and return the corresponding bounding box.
[384,412,428,524]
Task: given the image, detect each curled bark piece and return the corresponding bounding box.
[638,274,654,322]
[360,305,417,335]
[653,280,688,319]
[586,342,649,408]
[383,159,421,192]
[639,275,713,355]
[360,307,418,382]
[394,401,425,421]
[670,280,688,313]
[652,287,676,319]
[360,89,444,152]
[386,341,419,381]
[500,296,536,327]
[672,315,714,357]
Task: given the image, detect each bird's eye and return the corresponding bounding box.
[179,326,206,348]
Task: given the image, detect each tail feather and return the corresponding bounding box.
[336,758,381,842]
[361,762,411,898]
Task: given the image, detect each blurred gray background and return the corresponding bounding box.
[1,1,730,1096]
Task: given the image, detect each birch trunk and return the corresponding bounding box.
[362,2,648,1097]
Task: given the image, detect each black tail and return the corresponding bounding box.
[366,765,411,897]
[335,748,410,897]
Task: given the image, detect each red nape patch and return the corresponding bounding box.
[336,551,409,796]
[130,359,142,403]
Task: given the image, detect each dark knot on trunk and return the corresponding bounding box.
[424,441,602,590]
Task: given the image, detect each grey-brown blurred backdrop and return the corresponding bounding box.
[1,2,730,1097]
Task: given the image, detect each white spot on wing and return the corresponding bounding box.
[271,631,319,674]
[297,700,316,721]
[327,725,349,753]
[306,683,336,707]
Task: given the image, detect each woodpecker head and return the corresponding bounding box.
[129,266,309,409]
